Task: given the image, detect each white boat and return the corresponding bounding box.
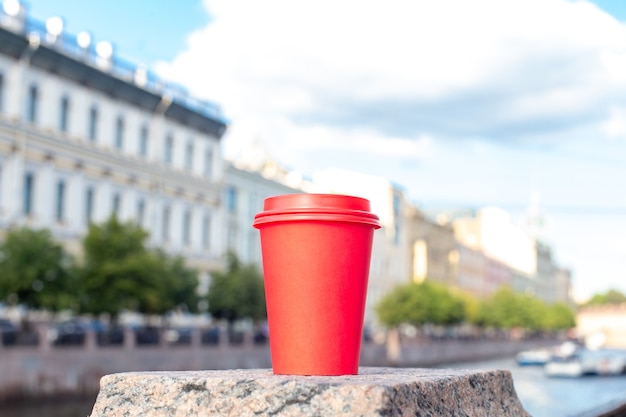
[516,348,552,366]
[516,341,578,366]
[545,348,626,378]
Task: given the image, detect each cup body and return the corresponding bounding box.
[253,194,380,375]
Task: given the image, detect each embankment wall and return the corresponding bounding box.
[0,337,554,402]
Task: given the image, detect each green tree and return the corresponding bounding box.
[462,293,481,325]
[478,287,575,331]
[155,250,200,313]
[478,287,535,329]
[78,216,149,316]
[78,216,199,318]
[375,281,465,328]
[207,252,266,323]
[0,227,76,312]
[543,302,576,330]
[586,289,626,306]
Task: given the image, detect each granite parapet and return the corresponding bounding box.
[90,367,530,417]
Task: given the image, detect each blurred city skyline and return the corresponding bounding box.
[24,0,626,302]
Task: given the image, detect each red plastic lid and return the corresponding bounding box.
[253,193,381,229]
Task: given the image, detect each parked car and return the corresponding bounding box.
[253,325,269,345]
[48,319,87,346]
[132,325,160,345]
[163,327,193,345]
[0,318,18,346]
[95,322,124,346]
[201,326,220,345]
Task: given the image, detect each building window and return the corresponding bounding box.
[23,173,34,215]
[394,223,400,245]
[27,84,38,123]
[248,193,258,219]
[162,206,170,241]
[204,148,213,178]
[139,124,149,157]
[136,198,145,225]
[112,192,121,217]
[183,210,191,245]
[164,133,173,164]
[115,116,124,150]
[0,73,4,113]
[85,186,94,224]
[393,193,401,217]
[185,141,194,171]
[202,214,210,249]
[59,95,69,132]
[55,180,65,222]
[88,106,98,141]
[225,186,237,213]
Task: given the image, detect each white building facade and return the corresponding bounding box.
[0,6,227,277]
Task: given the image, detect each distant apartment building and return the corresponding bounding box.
[406,206,458,288]
[484,256,512,297]
[451,207,571,304]
[555,268,573,307]
[456,243,487,297]
[0,6,228,281]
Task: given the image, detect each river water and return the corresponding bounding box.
[439,357,626,417]
[3,357,626,417]
[2,397,96,417]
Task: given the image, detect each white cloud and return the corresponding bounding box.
[156,0,626,167]
[602,107,626,139]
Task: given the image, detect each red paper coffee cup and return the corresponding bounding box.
[253,194,381,375]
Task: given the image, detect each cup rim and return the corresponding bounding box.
[263,193,372,212]
[254,194,381,229]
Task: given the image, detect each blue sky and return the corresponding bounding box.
[25,0,207,66]
[23,0,626,301]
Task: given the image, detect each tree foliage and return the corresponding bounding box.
[586,289,626,306]
[157,251,200,313]
[207,252,266,323]
[543,303,576,330]
[77,216,199,318]
[0,227,76,311]
[473,287,576,330]
[376,281,465,327]
[376,282,576,331]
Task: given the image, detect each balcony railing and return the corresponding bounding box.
[0,323,270,350]
[0,2,224,123]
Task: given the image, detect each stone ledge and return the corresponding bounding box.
[89,367,531,417]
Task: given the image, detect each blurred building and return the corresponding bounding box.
[450,206,571,304]
[454,207,537,276]
[555,268,573,307]
[484,257,512,298]
[0,4,227,281]
[456,243,487,297]
[577,304,626,348]
[406,206,458,287]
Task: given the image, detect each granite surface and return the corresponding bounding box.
[89,367,531,417]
